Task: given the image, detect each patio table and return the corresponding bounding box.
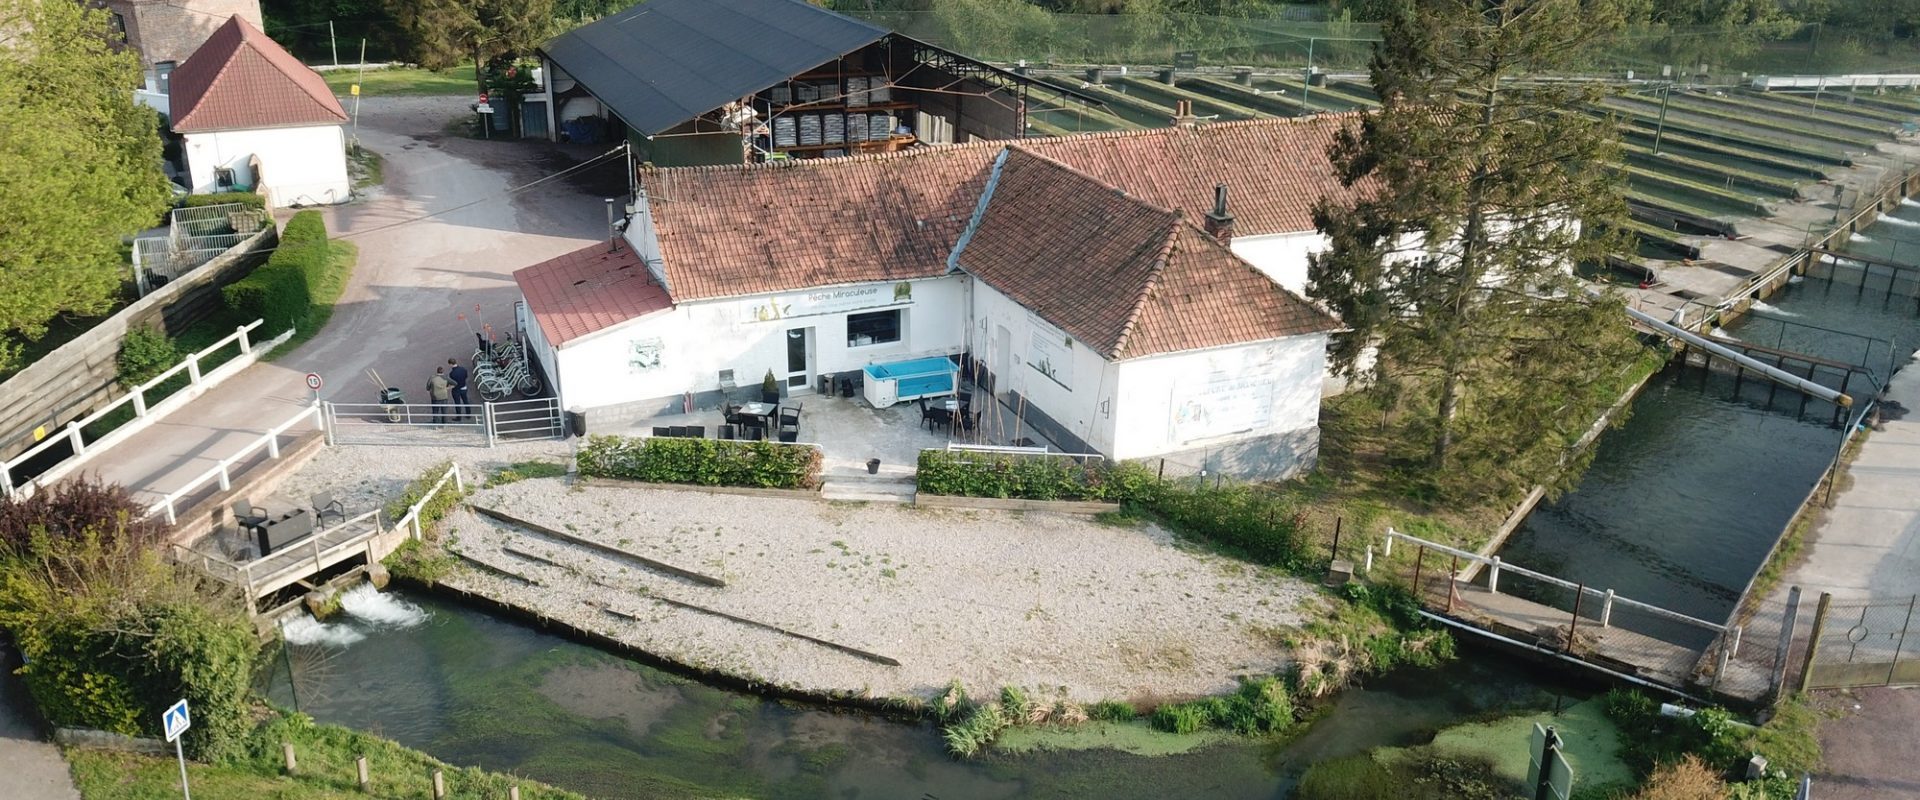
[735,401,777,431]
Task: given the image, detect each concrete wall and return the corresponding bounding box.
[1111,335,1328,478]
[1230,230,1326,296]
[562,276,968,423]
[183,125,349,207]
[969,280,1120,454]
[105,0,262,68]
[0,227,276,461]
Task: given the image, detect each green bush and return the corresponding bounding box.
[1087,700,1137,721]
[914,449,1158,503]
[1296,753,1400,800]
[179,192,264,210]
[383,461,466,534]
[1149,700,1214,734]
[576,434,823,490]
[942,704,1009,758]
[1151,482,1304,567]
[1146,678,1295,736]
[220,210,329,333]
[115,326,179,389]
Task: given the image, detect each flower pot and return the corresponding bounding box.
[866,458,881,474]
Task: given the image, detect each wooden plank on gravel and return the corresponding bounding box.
[468,504,727,588]
[913,493,1119,515]
[448,548,540,585]
[598,600,902,667]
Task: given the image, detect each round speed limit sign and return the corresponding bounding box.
[305,373,323,391]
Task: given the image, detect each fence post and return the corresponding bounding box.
[237,324,252,355]
[1383,529,1394,559]
[163,499,178,525]
[1487,556,1501,595]
[321,402,336,446]
[1567,584,1586,655]
[282,742,297,774]
[452,463,465,494]
[66,422,85,456]
[1411,545,1427,604]
[311,535,324,572]
[356,755,369,790]
[1786,588,1816,697]
[1364,545,1373,574]
[485,403,497,447]
[133,388,148,418]
[216,462,232,492]
[187,352,203,385]
[431,769,446,799]
[1447,555,1460,613]
[1891,595,1917,686]
[0,463,12,498]
[267,432,280,459]
[1600,589,1615,627]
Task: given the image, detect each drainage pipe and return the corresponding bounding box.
[1623,304,1853,407]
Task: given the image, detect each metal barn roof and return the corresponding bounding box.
[540,0,889,136]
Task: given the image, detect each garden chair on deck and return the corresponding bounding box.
[311,492,346,527]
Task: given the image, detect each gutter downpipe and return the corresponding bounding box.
[1624,304,1853,408]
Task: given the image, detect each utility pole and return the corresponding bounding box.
[1302,37,1316,114]
[351,39,367,147]
[329,20,338,67]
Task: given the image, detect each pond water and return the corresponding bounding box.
[263,590,1600,800]
[1497,208,1920,627]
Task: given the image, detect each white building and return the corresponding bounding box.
[166,16,350,208]
[515,118,1357,478]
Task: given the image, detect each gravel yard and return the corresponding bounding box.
[434,477,1315,705]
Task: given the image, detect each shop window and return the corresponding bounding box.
[847,309,901,347]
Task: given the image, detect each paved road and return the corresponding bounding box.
[87,97,617,507]
[0,644,79,799]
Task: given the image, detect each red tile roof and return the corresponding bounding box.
[168,16,348,133]
[514,243,673,346]
[958,150,1339,360]
[640,114,1361,303]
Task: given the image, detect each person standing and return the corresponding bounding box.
[428,367,452,424]
[447,358,471,422]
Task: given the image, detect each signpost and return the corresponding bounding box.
[306,372,323,404]
[1527,723,1574,800]
[164,699,192,799]
[1173,50,1199,70]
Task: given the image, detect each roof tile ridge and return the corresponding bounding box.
[1003,145,1178,218]
[646,139,1001,176]
[1108,211,1185,360]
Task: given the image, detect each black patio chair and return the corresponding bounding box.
[718,425,735,440]
[311,492,346,527]
[653,426,670,437]
[746,425,766,441]
[778,430,798,443]
[925,408,951,433]
[778,408,800,430]
[954,411,980,435]
[232,499,269,531]
[667,425,686,437]
[688,425,705,438]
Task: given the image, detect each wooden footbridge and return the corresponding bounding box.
[1383,529,1784,704]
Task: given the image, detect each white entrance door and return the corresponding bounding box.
[784,327,814,394]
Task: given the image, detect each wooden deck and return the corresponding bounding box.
[173,509,404,605]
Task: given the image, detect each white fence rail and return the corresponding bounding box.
[388,462,465,541]
[2,320,286,499]
[321,397,562,447]
[147,402,326,525]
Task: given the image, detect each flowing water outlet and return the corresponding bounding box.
[280,583,431,647]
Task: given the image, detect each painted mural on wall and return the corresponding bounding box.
[1169,351,1280,443]
[1026,313,1074,389]
[744,281,913,322]
[629,337,664,372]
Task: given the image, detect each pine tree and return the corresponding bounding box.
[1308,0,1649,504]
[385,0,557,73]
[0,0,171,372]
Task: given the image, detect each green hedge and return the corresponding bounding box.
[220,210,329,333]
[577,434,822,490]
[914,449,1158,502]
[179,191,265,210]
[915,449,1306,566]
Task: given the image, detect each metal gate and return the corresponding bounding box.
[1803,594,1920,690]
[322,398,563,447]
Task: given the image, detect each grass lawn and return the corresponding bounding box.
[68,710,584,800]
[322,64,477,97]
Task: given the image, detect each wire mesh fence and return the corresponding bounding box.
[132,203,271,295]
[1804,594,1920,689]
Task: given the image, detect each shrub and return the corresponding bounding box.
[179,192,264,210]
[942,704,1009,758]
[1087,700,1136,722]
[1151,482,1304,567]
[576,434,822,490]
[1630,755,1727,800]
[914,449,1158,503]
[0,476,165,552]
[383,461,465,535]
[221,210,329,333]
[115,327,180,389]
[1220,676,1293,734]
[1149,700,1214,734]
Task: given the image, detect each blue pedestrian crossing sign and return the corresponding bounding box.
[163,699,191,743]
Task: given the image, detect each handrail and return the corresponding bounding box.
[385,463,465,542]
[171,507,383,591]
[1385,527,1727,632]
[3,320,270,496]
[148,402,324,524]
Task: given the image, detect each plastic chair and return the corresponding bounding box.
[652,426,670,437]
[688,425,706,438]
[310,492,346,526]
[232,499,269,530]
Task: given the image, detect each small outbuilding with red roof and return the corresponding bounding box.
[167,15,350,207]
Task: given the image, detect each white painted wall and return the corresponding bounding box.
[1230,230,1327,297]
[182,125,349,207]
[968,280,1120,454]
[556,276,969,411]
[1110,334,1328,460]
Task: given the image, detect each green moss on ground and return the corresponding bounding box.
[993,720,1230,756]
[1419,696,1633,789]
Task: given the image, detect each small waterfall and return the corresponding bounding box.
[339,584,430,628]
[1902,198,1920,209]
[1788,275,1805,284]
[1852,232,1876,244]
[1882,215,1920,229]
[1710,328,1740,342]
[1751,301,1798,317]
[281,615,366,647]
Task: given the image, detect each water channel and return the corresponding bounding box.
[265,589,1599,799]
[1497,204,1920,627]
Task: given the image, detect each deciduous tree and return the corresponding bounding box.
[1308,0,1648,503]
[385,0,556,74]
[0,0,171,371]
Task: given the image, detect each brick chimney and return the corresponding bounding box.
[1204,182,1235,242]
[1171,99,1199,129]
